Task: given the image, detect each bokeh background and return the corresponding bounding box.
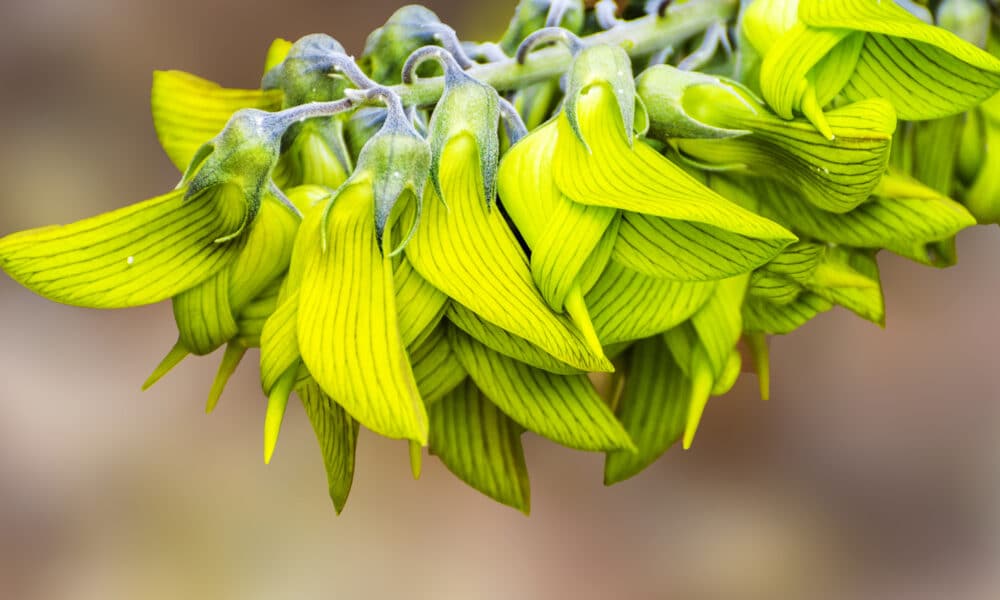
[1,1,999,598]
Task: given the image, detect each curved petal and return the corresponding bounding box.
[395,257,449,348]
[677,98,896,213]
[807,247,884,326]
[151,70,282,171]
[586,260,716,345]
[799,0,1000,120]
[449,329,634,453]
[298,380,359,514]
[612,211,790,281]
[0,185,247,309]
[406,134,611,369]
[272,119,353,190]
[447,303,585,375]
[227,194,300,311]
[263,38,294,75]
[173,268,238,355]
[742,293,833,334]
[758,23,854,121]
[409,324,467,406]
[260,288,301,395]
[604,338,690,485]
[690,276,747,379]
[754,176,976,265]
[297,184,428,444]
[553,84,796,270]
[429,379,531,514]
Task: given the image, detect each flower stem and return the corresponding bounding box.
[393,0,738,106]
[268,0,737,127]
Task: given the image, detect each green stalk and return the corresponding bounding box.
[393,0,738,106]
[273,0,737,131]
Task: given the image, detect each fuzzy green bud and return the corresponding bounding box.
[565,44,643,147]
[362,6,448,84]
[636,64,754,139]
[184,109,285,237]
[263,34,350,106]
[425,56,501,206]
[350,97,431,240]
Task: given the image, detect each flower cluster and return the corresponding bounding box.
[1,0,998,514]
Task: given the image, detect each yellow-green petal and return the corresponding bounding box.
[586,260,716,345]
[297,184,428,444]
[676,98,897,213]
[429,379,531,514]
[755,176,976,266]
[299,380,359,514]
[554,84,795,279]
[0,185,247,309]
[151,70,282,171]
[604,338,691,485]
[447,303,585,375]
[409,324,467,406]
[742,293,833,334]
[800,0,1000,120]
[263,38,294,74]
[260,289,301,396]
[173,268,238,355]
[272,120,353,190]
[395,257,449,348]
[690,276,748,378]
[406,134,611,371]
[449,329,634,452]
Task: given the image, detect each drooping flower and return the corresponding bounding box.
[498,44,797,339]
[0,109,285,309]
[741,0,1000,136]
[636,64,897,213]
[151,41,289,171]
[403,47,614,372]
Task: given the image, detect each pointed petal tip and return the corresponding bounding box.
[683,366,713,451]
[409,440,423,480]
[143,343,189,390]
[263,378,293,466]
[758,377,771,402]
[205,343,247,414]
[564,289,608,368]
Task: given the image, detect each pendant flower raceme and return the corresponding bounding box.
[2,0,999,515]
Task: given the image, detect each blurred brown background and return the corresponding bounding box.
[1,1,999,598]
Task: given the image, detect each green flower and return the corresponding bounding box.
[144,185,322,413]
[741,0,1000,136]
[404,50,614,372]
[637,64,897,213]
[151,40,288,171]
[265,34,354,189]
[745,171,976,267]
[605,276,748,484]
[499,45,796,343]
[0,109,284,309]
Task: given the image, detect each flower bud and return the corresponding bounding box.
[350,97,431,242]
[427,59,501,206]
[565,44,644,148]
[184,108,286,237]
[659,87,896,213]
[361,6,448,84]
[263,34,349,106]
[635,65,753,139]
